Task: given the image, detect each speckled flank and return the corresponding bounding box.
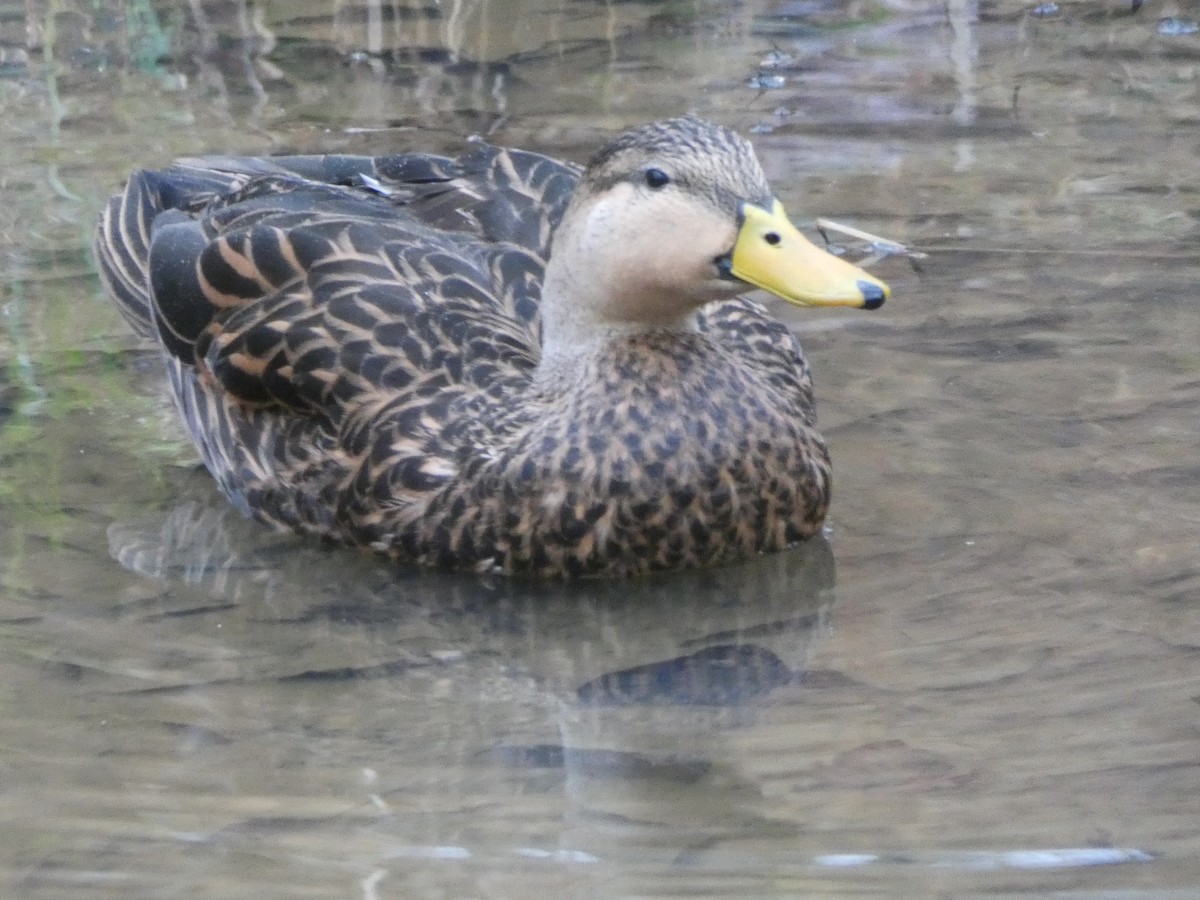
[94,118,833,577]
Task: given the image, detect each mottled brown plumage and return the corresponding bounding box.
[94,117,886,577]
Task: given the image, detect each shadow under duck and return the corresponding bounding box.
[94,116,888,578]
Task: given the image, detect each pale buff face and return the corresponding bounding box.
[555,180,743,326]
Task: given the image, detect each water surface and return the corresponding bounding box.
[1,0,1198,896]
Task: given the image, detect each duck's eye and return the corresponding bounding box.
[643,168,671,189]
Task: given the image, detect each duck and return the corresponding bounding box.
[94,116,888,578]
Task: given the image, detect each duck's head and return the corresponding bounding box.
[541,116,888,349]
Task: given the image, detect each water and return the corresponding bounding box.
[1,0,1198,896]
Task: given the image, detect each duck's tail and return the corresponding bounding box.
[94,167,237,339]
[95,171,158,337]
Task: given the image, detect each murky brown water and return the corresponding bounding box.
[1,0,1198,896]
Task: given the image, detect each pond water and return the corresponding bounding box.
[1,0,1198,896]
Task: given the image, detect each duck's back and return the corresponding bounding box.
[96,143,582,535]
[98,142,579,355]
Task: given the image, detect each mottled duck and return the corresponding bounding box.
[94,116,889,577]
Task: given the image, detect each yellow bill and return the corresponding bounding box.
[730,199,889,309]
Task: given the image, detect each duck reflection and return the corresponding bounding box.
[575,643,799,708]
[108,484,835,873]
[109,482,833,704]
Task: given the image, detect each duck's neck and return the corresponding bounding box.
[539,309,695,364]
[536,245,697,377]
